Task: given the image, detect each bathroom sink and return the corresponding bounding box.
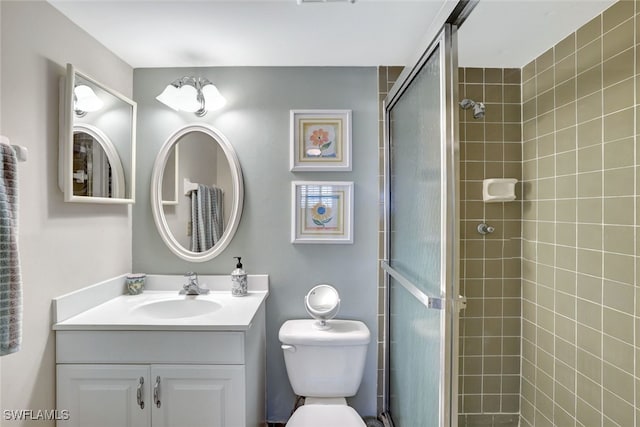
[132,298,222,319]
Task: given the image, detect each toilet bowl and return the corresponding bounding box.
[279,319,370,427]
[286,398,365,427]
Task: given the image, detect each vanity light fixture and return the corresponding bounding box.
[156,77,226,117]
[74,84,103,117]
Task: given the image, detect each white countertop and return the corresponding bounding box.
[52,274,269,332]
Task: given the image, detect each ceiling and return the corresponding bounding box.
[48,0,617,69]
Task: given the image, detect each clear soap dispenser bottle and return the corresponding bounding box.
[231,257,248,297]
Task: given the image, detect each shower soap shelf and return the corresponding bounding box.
[482,178,517,203]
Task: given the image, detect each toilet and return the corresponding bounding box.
[279,318,370,427]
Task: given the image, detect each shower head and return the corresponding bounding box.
[459,98,485,119]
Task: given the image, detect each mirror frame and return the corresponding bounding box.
[59,63,137,204]
[150,124,244,262]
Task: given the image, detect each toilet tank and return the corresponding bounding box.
[279,319,370,397]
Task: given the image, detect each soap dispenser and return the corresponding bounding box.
[231,257,248,297]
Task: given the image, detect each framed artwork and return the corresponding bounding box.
[291,181,354,244]
[290,109,352,171]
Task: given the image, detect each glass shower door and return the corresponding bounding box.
[383,24,459,427]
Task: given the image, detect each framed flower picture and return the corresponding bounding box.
[291,181,353,244]
[290,109,352,171]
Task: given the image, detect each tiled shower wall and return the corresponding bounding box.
[377,65,404,412]
[458,68,523,426]
[520,1,640,426]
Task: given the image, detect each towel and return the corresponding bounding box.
[0,143,21,356]
[190,184,224,252]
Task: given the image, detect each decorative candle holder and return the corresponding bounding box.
[125,273,146,295]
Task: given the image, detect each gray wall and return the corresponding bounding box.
[132,67,379,421]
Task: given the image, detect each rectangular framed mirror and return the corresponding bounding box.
[59,63,137,204]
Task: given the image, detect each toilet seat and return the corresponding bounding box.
[286,404,366,427]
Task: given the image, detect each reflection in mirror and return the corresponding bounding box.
[151,124,243,262]
[162,133,232,251]
[59,64,136,204]
[72,124,125,198]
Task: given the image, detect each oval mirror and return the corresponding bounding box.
[59,64,136,203]
[151,124,243,262]
[305,284,341,328]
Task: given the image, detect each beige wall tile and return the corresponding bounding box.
[603,48,634,88]
[577,38,602,75]
[465,67,483,83]
[602,0,634,32]
[556,53,577,85]
[577,90,603,123]
[555,102,576,131]
[577,14,603,48]
[604,196,634,225]
[603,107,634,142]
[577,171,602,197]
[577,348,603,382]
[556,151,577,176]
[577,145,602,173]
[602,334,634,374]
[555,78,576,107]
[577,64,603,98]
[556,199,577,222]
[577,223,603,250]
[555,33,576,63]
[603,308,634,344]
[556,126,577,152]
[604,225,635,255]
[603,252,635,284]
[523,99,536,122]
[603,17,634,59]
[604,166,634,196]
[504,69,521,84]
[604,137,634,169]
[577,118,602,148]
[603,280,634,314]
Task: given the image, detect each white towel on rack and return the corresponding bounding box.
[0,143,22,356]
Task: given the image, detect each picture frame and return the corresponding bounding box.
[291,181,354,244]
[290,109,352,171]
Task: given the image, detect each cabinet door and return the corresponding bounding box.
[57,365,150,427]
[151,365,245,427]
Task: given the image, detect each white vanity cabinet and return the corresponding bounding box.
[55,308,266,427]
[53,274,269,427]
[57,364,245,427]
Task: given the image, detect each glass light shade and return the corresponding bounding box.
[156,84,180,111]
[175,84,200,112]
[201,84,227,111]
[74,85,103,112]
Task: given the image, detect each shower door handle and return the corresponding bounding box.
[381,261,443,310]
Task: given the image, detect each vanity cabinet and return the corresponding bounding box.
[55,304,266,427]
[57,364,244,427]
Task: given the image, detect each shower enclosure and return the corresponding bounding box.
[381,23,461,426]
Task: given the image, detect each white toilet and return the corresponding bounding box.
[279,318,370,427]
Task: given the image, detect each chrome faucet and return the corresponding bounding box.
[180,272,210,295]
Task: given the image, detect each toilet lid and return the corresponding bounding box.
[286,405,366,427]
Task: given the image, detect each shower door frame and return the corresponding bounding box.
[381,21,461,427]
